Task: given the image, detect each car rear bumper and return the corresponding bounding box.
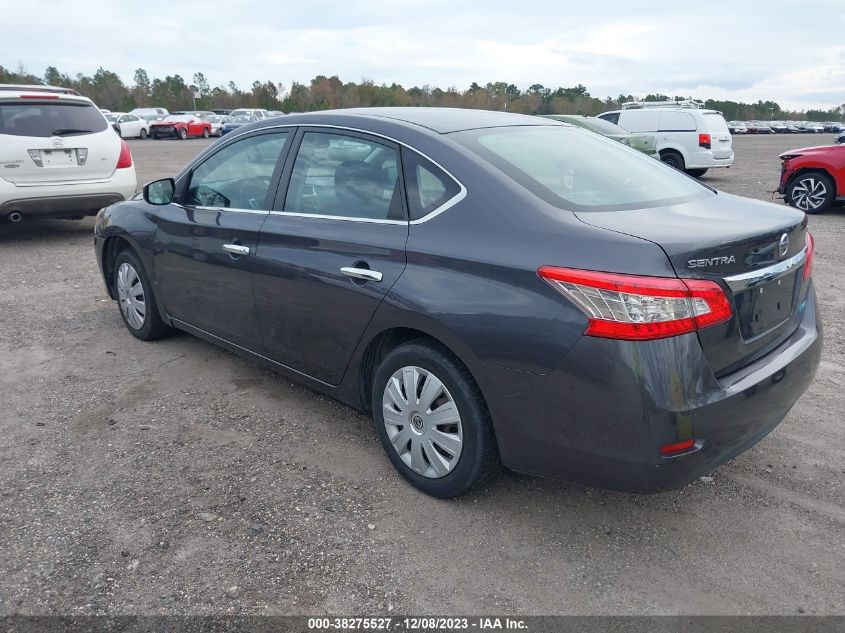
[687,150,734,169]
[473,283,822,493]
[0,168,137,218]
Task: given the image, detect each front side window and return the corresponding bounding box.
[187,132,288,210]
[452,126,710,211]
[284,132,402,220]
[402,150,461,220]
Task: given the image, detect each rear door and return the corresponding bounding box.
[253,128,408,385]
[702,112,733,159]
[0,95,117,184]
[152,129,292,349]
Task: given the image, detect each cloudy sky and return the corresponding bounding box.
[4,0,844,110]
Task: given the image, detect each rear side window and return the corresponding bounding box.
[0,102,108,137]
[402,150,462,220]
[598,112,620,125]
[658,112,696,132]
[284,131,402,221]
[618,111,660,132]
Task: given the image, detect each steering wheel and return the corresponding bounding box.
[233,176,272,209]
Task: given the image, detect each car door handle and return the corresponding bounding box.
[223,243,250,256]
[340,267,383,282]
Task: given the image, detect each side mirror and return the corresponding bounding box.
[143,178,175,205]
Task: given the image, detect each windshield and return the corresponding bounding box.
[0,101,108,137]
[161,115,191,123]
[451,126,710,211]
[105,114,119,122]
[229,115,252,123]
[230,110,252,117]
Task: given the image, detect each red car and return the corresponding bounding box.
[779,144,845,213]
[150,115,212,140]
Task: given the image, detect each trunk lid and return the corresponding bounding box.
[0,96,118,184]
[575,193,809,375]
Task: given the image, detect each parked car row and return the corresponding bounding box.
[118,107,287,140]
[729,120,843,134]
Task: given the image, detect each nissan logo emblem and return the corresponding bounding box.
[51,137,64,148]
[778,233,789,258]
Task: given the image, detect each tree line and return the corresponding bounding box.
[2,64,843,122]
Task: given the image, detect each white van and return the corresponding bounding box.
[598,101,733,176]
[0,86,137,221]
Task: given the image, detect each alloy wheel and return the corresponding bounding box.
[791,177,827,211]
[116,262,146,329]
[382,366,463,478]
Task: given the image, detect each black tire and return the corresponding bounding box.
[660,150,685,171]
[686,168,708,177]
[202,128,210,139]
[139,128,147,140]
[178,127,188,140]
[113,249,172,341]
[371,341,500,498]
[786,171,835,214]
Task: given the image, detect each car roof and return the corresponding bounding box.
[607,107,722,116]
[279,107,562,134]
[0,89,93,105]
[0,84,79,95]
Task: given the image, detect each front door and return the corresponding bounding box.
[152,129,292,349]
[253,129,408,385]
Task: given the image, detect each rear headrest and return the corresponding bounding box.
[334,161,385,190]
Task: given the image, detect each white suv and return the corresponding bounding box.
[0,85,137,221]
[598,101,733,176]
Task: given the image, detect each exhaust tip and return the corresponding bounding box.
[8,211,22,223]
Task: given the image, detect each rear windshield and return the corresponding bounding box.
[0,101,108,137]
[583,117,628,135]
[451,126,710,211]
[704,113,730,134]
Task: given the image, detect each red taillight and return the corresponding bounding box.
[660,439,696,456]
[698,133,711,149]
[803,231,814,281]
[116,139,132,169]
[537,267,732,341]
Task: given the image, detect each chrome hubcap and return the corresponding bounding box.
[791,177,827,210]
[116,262,146,330]
[382,366,463,479]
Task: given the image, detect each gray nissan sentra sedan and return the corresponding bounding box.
[94,108,822,498]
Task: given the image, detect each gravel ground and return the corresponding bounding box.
[0,134,843,616]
